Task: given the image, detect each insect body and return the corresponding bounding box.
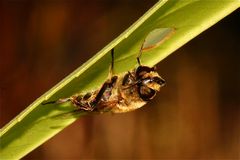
[43,47,165,114]
[42,28,174,113]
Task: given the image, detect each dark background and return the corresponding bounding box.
[0,1,239,159]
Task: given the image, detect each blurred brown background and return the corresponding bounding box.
[0,1,240,159]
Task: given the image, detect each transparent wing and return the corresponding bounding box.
[143,28,175,51]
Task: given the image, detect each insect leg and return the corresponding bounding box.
[42,98,71,105]
[137,39,145,66]
[92,49,116,105]
[91,82,109,107]
[109,48,115,78]
[90,50,118,109]
[128,71,136,80]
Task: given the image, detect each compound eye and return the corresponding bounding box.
[153,77,165,87]
[136,66,155,78]
[138,85,156,101]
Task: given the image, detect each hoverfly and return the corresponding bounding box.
[43,28,175,113]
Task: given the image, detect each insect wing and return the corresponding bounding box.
[143,28,175,51]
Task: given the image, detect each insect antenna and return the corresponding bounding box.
[109,48,115,77]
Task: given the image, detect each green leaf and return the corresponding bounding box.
[0,0,239,159]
